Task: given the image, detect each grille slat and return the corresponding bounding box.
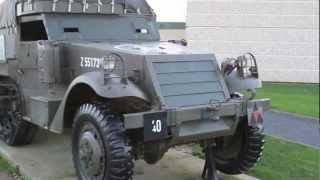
[157,71,219,85]
[153,60,227,107]
[157,70,217,75]
[164,92,226,107]
[161,81,223,97]
[153,61,214,74]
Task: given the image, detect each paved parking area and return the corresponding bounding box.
[264,110,319,148]
[0,131,258,180]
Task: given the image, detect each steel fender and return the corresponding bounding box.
[49,71,149,133]
[225,71,262,94]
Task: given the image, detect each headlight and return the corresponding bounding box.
[102,55,117,72]
[237,53,259,79]
[102,53,128,84]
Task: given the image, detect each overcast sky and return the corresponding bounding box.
[0,0,188,22]
[147,0,188,22]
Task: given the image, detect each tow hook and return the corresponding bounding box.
[208,99,222,111]
[202,100,222,121]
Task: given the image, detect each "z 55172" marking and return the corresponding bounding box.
[80,57,103,68]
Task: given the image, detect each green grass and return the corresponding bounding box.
[0,156,28,180]
[257,83,319,118]
[0,156,11,172]
[248,136,319,180]
[191,136,320,180]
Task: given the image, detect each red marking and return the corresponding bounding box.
[252,111,262,123]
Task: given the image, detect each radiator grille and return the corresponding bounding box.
[152,60,227,108]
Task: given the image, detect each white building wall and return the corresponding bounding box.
[160,30,186,41]
[187,0,319,83]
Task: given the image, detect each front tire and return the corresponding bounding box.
[72,104,134,180]
[211,120,265,175]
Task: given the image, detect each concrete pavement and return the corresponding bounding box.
[0,172,14,180]
[0,130,258,180]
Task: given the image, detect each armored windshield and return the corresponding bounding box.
[66,0,154,14]
[0,0,154,29]
[0,0,16,29]
[102,0,153,14]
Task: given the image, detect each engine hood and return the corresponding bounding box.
[61,40,209,81]
[68,41,203,56]
[61,41,229,109]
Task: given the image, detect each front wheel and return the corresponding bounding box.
[211,120,265,175]
[72,103,134,180]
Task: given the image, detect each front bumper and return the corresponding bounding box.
[124,99,269,144]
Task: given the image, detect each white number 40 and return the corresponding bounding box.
[152,120,162,133]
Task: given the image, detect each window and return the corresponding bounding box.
[0,34,5,63]
[20,21,48,41]
[64,27,79,33]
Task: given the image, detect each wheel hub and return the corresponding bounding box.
[79,131,103,177]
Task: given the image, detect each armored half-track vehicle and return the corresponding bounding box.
[0,0,269,180]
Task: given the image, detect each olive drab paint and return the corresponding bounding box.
[0,1,270,179]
